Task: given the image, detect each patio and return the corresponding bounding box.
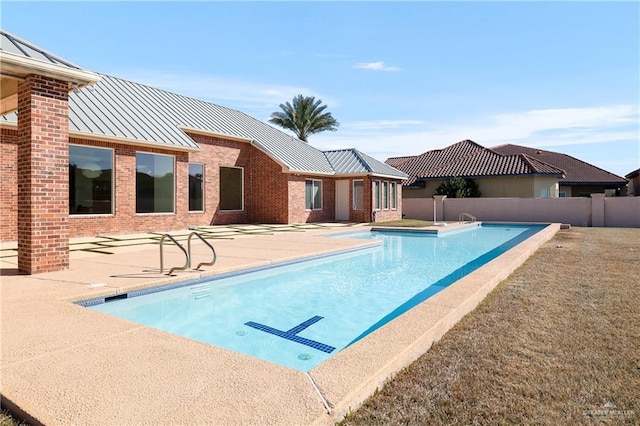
[1,222,559,425]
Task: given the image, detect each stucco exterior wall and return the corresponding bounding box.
[604,196,640,227]
[403,176,559,199]
[402,196,640,227]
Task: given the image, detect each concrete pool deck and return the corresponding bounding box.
[1,222,560,425]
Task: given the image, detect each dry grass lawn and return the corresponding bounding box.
[341,227,640,425]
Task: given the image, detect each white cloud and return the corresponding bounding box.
[311,104,639,176]
[353,61,401,72]
[106,68,338,115]
[345,120,424,130]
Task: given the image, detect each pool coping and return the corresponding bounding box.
[311,222,560,424]
[0,222,560,425]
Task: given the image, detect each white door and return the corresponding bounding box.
[335,180,350,221]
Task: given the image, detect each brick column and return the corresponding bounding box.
[17,75,70,274]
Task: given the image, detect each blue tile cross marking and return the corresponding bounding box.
[245,315,336,354]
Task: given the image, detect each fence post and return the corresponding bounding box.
[591,193,605,227]
[433,195,447,223]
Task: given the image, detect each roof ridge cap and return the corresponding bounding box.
[519,153,565,174]
[1,29,82,69]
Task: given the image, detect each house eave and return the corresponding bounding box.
[332,172,407,180]
[1,120,200,152]
[0,51,100,87]
[179,126,253,144]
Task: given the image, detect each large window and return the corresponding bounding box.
[220,167,243,211]
[353,180,364,210]
[305,179,323,210]
[136,152,174,213]
[374,180,381,210]
[189,163,204,211]
[69,145,113,215]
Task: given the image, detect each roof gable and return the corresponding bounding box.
[1,29,81,69]
[324,149,407,179]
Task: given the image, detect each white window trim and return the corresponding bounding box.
[391,182,398,210]
[383,181,390,210]
[305,179,323,211]
[374,180,381,210]
[352,179,364,210]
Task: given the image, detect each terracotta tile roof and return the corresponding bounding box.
[385,156,414,168]
[386,140,564,185]
[491,144,628,186]
[626,168,640,179]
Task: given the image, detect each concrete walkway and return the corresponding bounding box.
[0,222,559,425]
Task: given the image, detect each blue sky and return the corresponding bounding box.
[3,1,639,177]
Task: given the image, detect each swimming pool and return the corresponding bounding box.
[84,224,545,371]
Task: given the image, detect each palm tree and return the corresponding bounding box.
[268,94,339,142]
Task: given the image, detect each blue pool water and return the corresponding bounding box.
[86,224,545,371]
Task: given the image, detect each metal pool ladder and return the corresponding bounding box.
[458,212,477,223]
[159,232,217,275]
[187,231,217,270]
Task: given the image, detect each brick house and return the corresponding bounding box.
[0,30,406,274]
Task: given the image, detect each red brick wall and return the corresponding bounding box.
[17,75,70,273]
[65,135,257,237]
[248,148,290,223]
[1,128,18,241]
[187,134,252,225]
[369,177,404,223]
[2,127,402,242]
[287,176,336,223]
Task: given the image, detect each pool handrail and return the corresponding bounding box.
[187,231,217,270]
[159,234,190,275]
[459,212,477,223]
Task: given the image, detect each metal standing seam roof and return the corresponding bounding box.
[1,73,341,174]
[324,149,408,179]
[0,29,82,70]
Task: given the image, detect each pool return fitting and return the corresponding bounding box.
[159,232,217,275]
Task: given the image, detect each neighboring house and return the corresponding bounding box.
[492,144,628,197]
[0,29,406,274]
[387,139,565,199]
[626,168,640,196]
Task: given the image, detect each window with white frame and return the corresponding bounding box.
[136,152,174,213]
[69,145,113,215]
[305,179,323,210]
[353,180,364,210]
[374,180,381,210]
[220,167,243,211]
[391,182,397,209]
[383,181,389,209]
